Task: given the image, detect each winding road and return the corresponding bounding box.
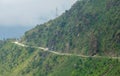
[12,41,120,59]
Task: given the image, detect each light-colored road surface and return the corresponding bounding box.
[12,41,28,47]
[13,41,120,59]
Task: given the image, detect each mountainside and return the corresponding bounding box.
[0,41,120,76]
[23,0,120,56]
[0,0,120,76]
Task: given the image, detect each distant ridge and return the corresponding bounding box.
[0,26,33,40]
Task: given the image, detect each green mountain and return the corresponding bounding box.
[23,0,120,56]
[0,41,120,76]
[0,0,120,76]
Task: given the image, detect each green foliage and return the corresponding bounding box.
[23,0,120,56]
[0,40,4,48]
[0,42,120,76]
[0,0,120,76]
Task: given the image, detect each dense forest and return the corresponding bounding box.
[23,0,120,56]
[0,0,120,76]
[0,41,120,76]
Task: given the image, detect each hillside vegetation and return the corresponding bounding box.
[23,0,120,56]
[0,41,120,76]
[0,0,120,76]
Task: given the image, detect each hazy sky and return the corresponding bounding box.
[0,0,77,26]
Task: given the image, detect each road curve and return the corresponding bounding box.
[12,41,120,59]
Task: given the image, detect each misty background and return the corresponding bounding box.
[0,0,77,40]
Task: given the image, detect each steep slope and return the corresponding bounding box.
[0,41,120,76]
[0,0,120,76]
[22,0,120,56]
